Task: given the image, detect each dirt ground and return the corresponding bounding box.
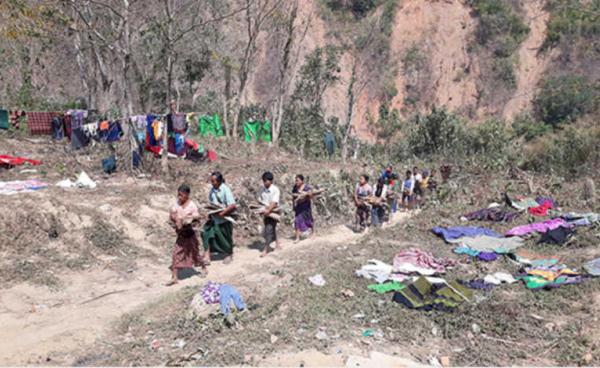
[1,132,599,367]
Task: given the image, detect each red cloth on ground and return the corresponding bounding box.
[185,138,199,150]
[207,150,217,162]
[528,201,553,216]
[0,155,42,167]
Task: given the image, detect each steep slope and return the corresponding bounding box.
[502,0,556,121]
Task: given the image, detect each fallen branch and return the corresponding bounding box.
[79,289,129,305]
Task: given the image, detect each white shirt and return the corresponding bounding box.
[414,173,423,182]
[260,184,280,205]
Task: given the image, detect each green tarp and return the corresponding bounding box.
[198,114,224,137]
[243,120,271,143]
[0,109,8,130]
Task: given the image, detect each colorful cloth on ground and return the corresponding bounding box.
[506,195,540,211]
[0,155,41,168]
[518,265,582,289]
[583,258,600,276]
[392,277,472,311]
[562,212,600,227]
[200,281,221,304]
[464,207,520,222]
[293,184,314,232]
[202,219,234,255]
[392,248,457,280]
[0,179,48,195]
[431,226,502,242]
[0,109,8,129]
[448,235,524,253]
[506,218,571,237]
[198,114,224,137]
[219,284,246,316]
[478,252,498,261]
[538,226,574,245]
[528,201,554,216]
[509,250,560,268]
[536,196,558,208]
[367,281,405,294]
[355,259,394,284]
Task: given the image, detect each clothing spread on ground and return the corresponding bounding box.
[392,276,473,311]
[367,281,405,294]
[505,218,571,237]
[584,258,600,276]
[463,207,520,222]
[199,282,246,316]
[0,109,9,130]
[0,179,48,195]
[431,226,502,242]
[538,226,574,245]
[528,200,554,216]
[448,235,524,254]
[0,155,42,168]
[508,250,560,268]
[517,265,582,290]
[392,248,457,280]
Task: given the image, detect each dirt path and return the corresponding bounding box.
[0,209,410,365]
[502,0,555,120]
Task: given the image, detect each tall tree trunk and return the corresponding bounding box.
[223,62,232,137]
[341,62,357,163]
[162,0,173,174]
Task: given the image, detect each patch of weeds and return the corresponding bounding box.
[86,220,138,256]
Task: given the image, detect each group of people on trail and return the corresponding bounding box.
[167,171,315,285]
[166,165,438,284]
[353,164,438,233]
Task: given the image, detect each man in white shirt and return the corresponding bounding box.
[259,171,281,256]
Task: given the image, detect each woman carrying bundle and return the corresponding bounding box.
[292,174,315,243]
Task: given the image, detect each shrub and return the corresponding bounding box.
[407,108,468,156]
[468,118,512,167]
[512,113,552,141]
[523,125,600,176]
[533,75,596,126]
[543,0,600,50]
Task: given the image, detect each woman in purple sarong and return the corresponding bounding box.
[292,174,314,243]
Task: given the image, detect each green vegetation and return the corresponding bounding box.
[533,75,597,127]
[468,0,529,89]
[511,113,552,141]
[322,0,381,18]
[543,0,600,50]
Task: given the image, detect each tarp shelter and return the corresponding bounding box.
[198,114,224,137]
[0,109,8,130]
[243,120,271,143]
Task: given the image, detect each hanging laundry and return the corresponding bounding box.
[431,226,501,242]
[51,116,64,140]
[0,109,8,129]
[106,121,123,142]
[538,227,574,245]
[27,112,62,135]
[506,218,571,237]
[463,207,520,222]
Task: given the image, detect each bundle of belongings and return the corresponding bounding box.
[392,276,473,311]
[249,202,282,222]
[517,264,583,290]
[199,281,246,316]
[0,155,41,169]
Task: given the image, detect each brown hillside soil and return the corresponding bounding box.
[502,0,557,121]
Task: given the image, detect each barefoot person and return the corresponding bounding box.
[354,174,373,232]
[292,174,314,242]
[202,172,237,264]
[371,177,388,227]
[259,171,281,256]
[167,184,206,286]
[402,170,415,210]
